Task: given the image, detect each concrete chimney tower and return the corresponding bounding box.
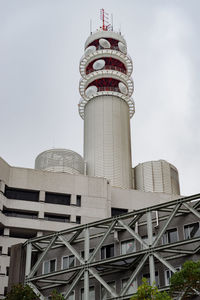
[79,12,134,189]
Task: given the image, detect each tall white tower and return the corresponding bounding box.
[79,15,134,189]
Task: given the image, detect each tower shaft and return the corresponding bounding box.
[84,95,132,188]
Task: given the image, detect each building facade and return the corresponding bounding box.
[0,156,180,298]
[8,193,200,299]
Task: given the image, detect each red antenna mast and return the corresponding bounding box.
[100,9,109,31]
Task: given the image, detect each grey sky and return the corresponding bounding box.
[0,0,199,196]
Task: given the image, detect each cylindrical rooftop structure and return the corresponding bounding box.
[79,28,134,189]
[134,160,180,195]
[35,149,84,175]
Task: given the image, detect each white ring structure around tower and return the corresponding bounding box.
[79,30,134,189]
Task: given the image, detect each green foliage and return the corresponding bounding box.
[130,278,172,300]
[170,260,200,298]
[5,284,39,300]
[49,290,65,300]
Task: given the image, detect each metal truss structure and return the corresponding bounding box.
[24,194,200,299]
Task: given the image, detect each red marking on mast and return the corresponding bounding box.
[100,8,109,31]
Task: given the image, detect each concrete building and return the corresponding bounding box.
[0,18,184,299]
[0,156,180,298]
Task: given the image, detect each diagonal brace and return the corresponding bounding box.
[28,235,57,278]
[152,203,182,247]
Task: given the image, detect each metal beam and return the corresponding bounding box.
[25,242,32,278]
[27,282,45,300]
[28,235,57,278]
[120,253,149,296]
[58,235,84,264]
[84,227,89,300]
[88,220,117,263]
[183,202,200,219]
[153,252,177,273]
[89,267,118,297]
[152,203,181,247]
[63,269,84,299]
[68,229,83,244]
[118,219,148,249]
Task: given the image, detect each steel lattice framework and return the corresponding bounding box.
[24,194,200,300]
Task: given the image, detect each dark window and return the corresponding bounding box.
[0,246,2,255]
[184,222,200,239]
[81,248,94,259]
[62,255,75,269]
[4,287,8,296]
[111,207,128,216]
[6,267,9,276]
[162,228,178,244]
[76,195,81,206]
[7,247,11,256]
[4,186,39,201]
[44,213,70,223]
[76,216,81,224]
[43,259,56,274]
[3,207,38,219]
[9,229,37,239]
[45,192,71,206]
[101,244,114,259]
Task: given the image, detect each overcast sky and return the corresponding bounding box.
[0,0,199,196]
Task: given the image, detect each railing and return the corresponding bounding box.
[86,65,127,75]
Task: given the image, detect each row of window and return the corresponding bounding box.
[47,270,181,300]
[1,207,81,224]
[3,186,81,206]
[162,222,200,243]
[42,222,200,274]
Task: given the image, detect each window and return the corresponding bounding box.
[143,271,159,287]
[0,246,2,255]
[3,207,38,219]
[111,207,128,216]
[122,278,137,295]
[165,267,181,286]
[4,186,39,202]
[76,195,81,206]
[76,216,81,224]
[9,229,37,239]
[101,244,114,259]
[162,228,178,244]
[62,255,75,269]
[184,222,200,239]
[44,213,70,223]
[81,286,95,300]
[43,259,56,274]
[101,281,116,300]
[81,248,94,260]
[121,240,135,255]
[45,192,71,206]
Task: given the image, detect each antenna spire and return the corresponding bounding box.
[100,9,110,31]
